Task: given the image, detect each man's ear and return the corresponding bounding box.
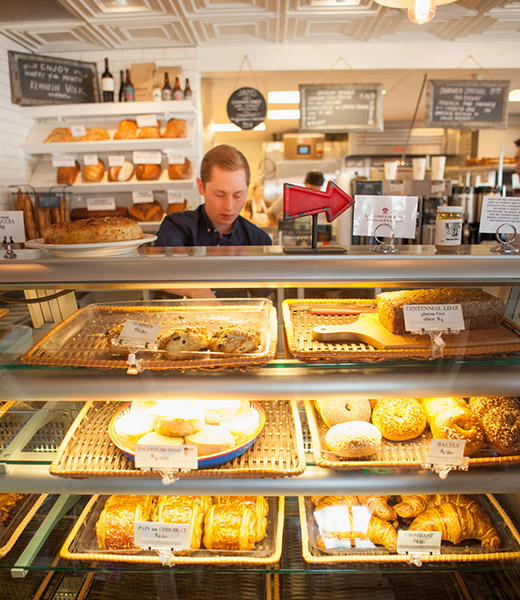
[197,178,204,196]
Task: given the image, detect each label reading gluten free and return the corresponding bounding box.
[134,521,190,550]
[52,154,75,167]
[397,530,441,555]
[133,151,162,165]
[403,304,464,332]
[428,439,466,466]
[120,319,161,345]
[87,197,116,211]
[132,191,154,204]
[135,444,198,470]
[136,114,158,128]
[71,124,87,138]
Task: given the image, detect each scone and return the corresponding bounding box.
[208,326,261,354]
[185,425,235,456]
[159,326,209,360]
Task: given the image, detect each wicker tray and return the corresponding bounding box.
[304,399,520,470]
[22,299,278,372]
[299,494,520,565]
[50,400,305,479]
[61,495,284,566]
[282,299,520,363]
[0,494,47,558]
[0,308,8,320]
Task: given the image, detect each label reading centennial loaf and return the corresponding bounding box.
[135,444,198,470]
[397,530,442,555]
[134,521,191,550]
[403,304,464,332]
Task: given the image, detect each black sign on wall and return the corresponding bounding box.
[299,84,383,133]
[355,180,383,196]
[226,87,267,130]
[8,51,100,105]
[426,80,510,129]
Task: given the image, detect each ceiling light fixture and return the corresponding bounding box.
[268,91,300,104]
[267,109,300,120]
[509,89,520,102]
[373,0,458,25]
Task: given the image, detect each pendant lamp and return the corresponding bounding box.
[373,0,459,25]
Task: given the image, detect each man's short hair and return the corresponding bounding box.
[515,139,520,148]
[305,170,324,187]
[200,145,251,187]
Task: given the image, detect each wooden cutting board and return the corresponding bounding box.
[311,313,520,350]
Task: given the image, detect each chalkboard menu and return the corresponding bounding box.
[355,180,383,196]
[227,87,266,130]
[8,51,100,106]
[426,80,509,129]
[299,84,383,133]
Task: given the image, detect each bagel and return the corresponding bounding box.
[468,396,520,420]
[371,398,426,442]
[429,406,484,456]
[481,407,520,455]
[420,397,467,424]
[315,398,371,427]
[325,421,382,459]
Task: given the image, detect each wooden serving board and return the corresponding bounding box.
[312,313,520,351]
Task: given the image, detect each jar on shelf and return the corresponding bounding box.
[434,205,463,252]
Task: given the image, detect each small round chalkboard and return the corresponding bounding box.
[227,87,266,130]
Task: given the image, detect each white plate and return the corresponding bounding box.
[25,234,157,258]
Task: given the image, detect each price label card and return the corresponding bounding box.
[108,155,125,168]
[431,182,445,194]
[397,530,441,555]
[134,521,190,550]
[38,194,61,208]
[71,124,87,138]
[353,195,418,239]
[87,197,116,211]
[135,444,198,470]
[52,154,76,167]
[83,154,98,166]
[132,191,154,204]
[120,319,161,345]
[136,114,158,128]
[428,439,466,466]
[479,196,520,234]
[389,181,405,195]
[166,151,185,165]
[403,304,464,332]
[133,151,162,165]
[168,190,184,204]
[0,211,26,243]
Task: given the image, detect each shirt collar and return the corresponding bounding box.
[200,204,240,237]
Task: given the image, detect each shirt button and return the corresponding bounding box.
[207,228,211,232]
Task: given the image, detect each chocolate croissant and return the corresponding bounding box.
[214,496,268,542]
[153,496,204,550]
[95,496,149,550]
[203,504,256,551]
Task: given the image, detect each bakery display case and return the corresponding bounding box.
[1,244,520,599]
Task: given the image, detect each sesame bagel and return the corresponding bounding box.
[371,398,427,442]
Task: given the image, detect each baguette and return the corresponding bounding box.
[34,194,52,239]
[23,192,38,240]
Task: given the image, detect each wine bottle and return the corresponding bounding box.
[183,78,192,100]
[101,58,114,102]
[118,70,124,102]
[173,76,183,101]
[123,69,134,102]
[152,68,162,102]
[162,72,172,101]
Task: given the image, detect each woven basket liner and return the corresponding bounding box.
[0,308,8,319]
[22,303,278,371]
[0,494,47,559]
[0,402,23,451]
[304,400,520,470]
[61,495,284,566]
[282,298,520,363]
[299,494,520,565]
[50,400,305,479]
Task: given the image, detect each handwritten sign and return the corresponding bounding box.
[479,196,520,234]
[8,51,99,105]
[352,195,418,238]
[133,151,162,165]
[87,197,116,211]
[134,521,190,550]
[136,114,158,128]
[168,190,184,204]
[52,154,76,167]
[403,304,464,332]
[428,439,466,466]
[83,154,98,166]
[120,320,161,345]
[108,155,125,168]
[132,191,154,204]
[135,443,198,470]
[397,530,441,555]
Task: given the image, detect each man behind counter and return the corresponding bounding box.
[156,144,272,246]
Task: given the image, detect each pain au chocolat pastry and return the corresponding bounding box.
[153,496,205,550]
[203,503,257,551]
[214,496,268,543]
[95,495,153,550]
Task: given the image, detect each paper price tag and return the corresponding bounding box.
[133,151,162,165]
[83,154,98,166]
[120,319,161,345]
[135,444,198,470]
[0,211,26,243]
[52,154,76,167]
[132,191,154,204]
[71,124,86,138]
[428,439,466,466]
[389,182,405,195]
[136,114,158,128]
[352,195,418,239]
[168,190,184,204]
[403,304,464,332]
[397,530,441,555]
[166,151,185,165]
[479,196,520,234]
[87,197,116,211]
[134,521,190,550]
[108,155,125,168]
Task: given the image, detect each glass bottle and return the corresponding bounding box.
[118,70,124,102]
[152,68,162,102]
[123,69,134,102]
[183,78,192,100]
[162,72,172,101]
[101,58,114,102]
[434,205,463,252]
[173,76,183,101]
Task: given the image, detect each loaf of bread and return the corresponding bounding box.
[70,207,129,221]
[57,161,80,185]
[44,127,73,143]
[138,125,160,139]
[128,201,163,222]
[114,119,138,140]
[376,288,505,334]
[167,201,187,214]
[43,216,143,244]
[83,160,105,183]
[135,164,162,181]
[107,161,134,182]
[161,118,187,138]
[80,127,110,141]
[168,158,192,180]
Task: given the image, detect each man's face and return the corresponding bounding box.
[515,145,520,176]
[198,166,248,235]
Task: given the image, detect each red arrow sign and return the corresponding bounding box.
[283,181,354,223]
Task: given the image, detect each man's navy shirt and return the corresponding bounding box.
[155,205,272,246]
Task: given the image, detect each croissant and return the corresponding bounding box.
[359,495,396,522]
[161,118,187,138]
[311,496,359,509]
[203,504,256,551]
[138,125,160,139]
[135,164,162,181]
[95,501,148,550]
[420,397,468,423]
[83,160,105,183]
[0,493,25,523]
[214,496,268,542]
[394,495,428,519]
[114,119,138,140]
[153,496,204,550]
[425,494,492,526]
[409,502,500,549]
[366,515,398,549]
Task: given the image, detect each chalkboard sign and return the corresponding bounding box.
[426,80,509,129]
[8,51,100,106]
[355,180,383,196]
[227,87,266,130]
[299,84,383,133]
